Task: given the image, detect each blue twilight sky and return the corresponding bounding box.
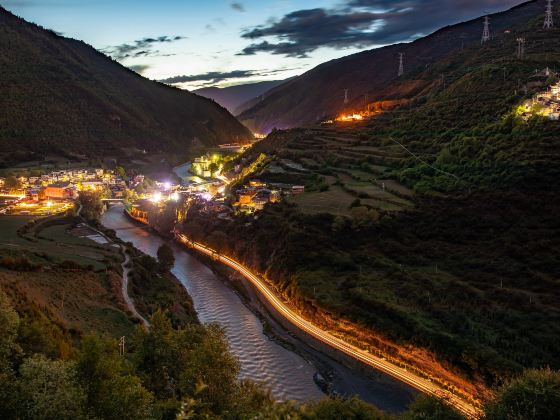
[1,0,525,90]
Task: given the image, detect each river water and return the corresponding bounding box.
[101,204,324,402]
[101,204,416,411]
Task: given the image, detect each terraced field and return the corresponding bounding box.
[0,214,120,270]
[0,212,136,338]
[257,124,416,216]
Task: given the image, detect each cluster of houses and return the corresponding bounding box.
[521,69,560,121]
[233,180,304,213]
[0,168,128,203]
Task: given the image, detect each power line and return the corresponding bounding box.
[388,137,460,180]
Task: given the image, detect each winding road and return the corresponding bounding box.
[176,233,481,419]
[78,203,149,328]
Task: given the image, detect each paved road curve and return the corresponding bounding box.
[176,233,481,419]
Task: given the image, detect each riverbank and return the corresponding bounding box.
[177,234,479,417]
[101,204,325,403]
[186,248,418,412]
[112,205,417,412]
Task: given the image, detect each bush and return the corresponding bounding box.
[484,369,560,420]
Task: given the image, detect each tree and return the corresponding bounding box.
[402,395,464,420]
[132,311,241,417]
[350,206,380,230]
[300,396,392,419]
[75,334,154,420]
[208,162,219,176]
[115,166,126,178]
[484,369,560,420]
[95,375,154,420]
[18,355,88,420]
[157,244,175,272]
[4,176,20,190]
[0,289,20,371]
[79,190,106,221]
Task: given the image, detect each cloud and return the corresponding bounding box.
[159,68,297,85]
[230,2,245,12]
[103,35,186,61]
[159,70,260,85]
[128,64,150,75]
[238,0,524,57]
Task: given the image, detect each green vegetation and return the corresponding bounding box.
[182,15,560,394]
[484,368,560,420]
[156,244,175,272]
[126,245,195,325]
[0,7,250,167]
[1,285,558,419]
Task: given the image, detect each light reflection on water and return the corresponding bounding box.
[101,205,323,401]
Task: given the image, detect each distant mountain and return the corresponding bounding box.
[0,6,251,164]
[194,80,286,115]
[238,0,544,133]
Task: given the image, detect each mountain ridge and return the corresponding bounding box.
[194,79,287,115]
[238,0,543,133]
[0,6,251,164]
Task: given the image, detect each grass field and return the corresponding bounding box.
[0,215,118,270]
[0,213,137,341]
[0,268,136,338]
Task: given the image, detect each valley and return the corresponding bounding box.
[1,0,560,418]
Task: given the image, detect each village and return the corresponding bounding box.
[519,68,560,120]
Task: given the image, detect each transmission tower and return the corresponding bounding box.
[544,0,554,29]
[119,336,125,356]
[344,89,349,105]
[517,38,526,60]
[398,53,404,77]
[481,16,490,44]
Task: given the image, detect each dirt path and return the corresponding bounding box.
[78,203,150,328]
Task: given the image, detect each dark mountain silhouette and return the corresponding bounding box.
[0,6,251,162]
[238,0,544,134]
[194,80,287,115]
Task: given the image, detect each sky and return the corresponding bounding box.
[2,0,525,90]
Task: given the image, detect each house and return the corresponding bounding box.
[291,185,305,195]
[238,190,257,205]
[249,180,266,188]
[270,190,281,203]
[44,182,77,200]
[26,188,46,202]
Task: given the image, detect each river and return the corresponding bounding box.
[101,204,416,411]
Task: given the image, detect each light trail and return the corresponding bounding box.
[176,233,481,418]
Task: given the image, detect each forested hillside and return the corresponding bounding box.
[0,7,251,165]
[238,0,546,133]
[181,3,560,399]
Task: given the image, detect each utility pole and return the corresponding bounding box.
[398,53,404,77]
[344,89,349,105]
[517,37,526,60]
[119,336,125,356]
[544,0,554,29]
[481,16,490,45]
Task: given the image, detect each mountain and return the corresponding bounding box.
[183,0,560,397]
[0,7,251,164]
[194,80,286,115]
[238,0,544,133]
